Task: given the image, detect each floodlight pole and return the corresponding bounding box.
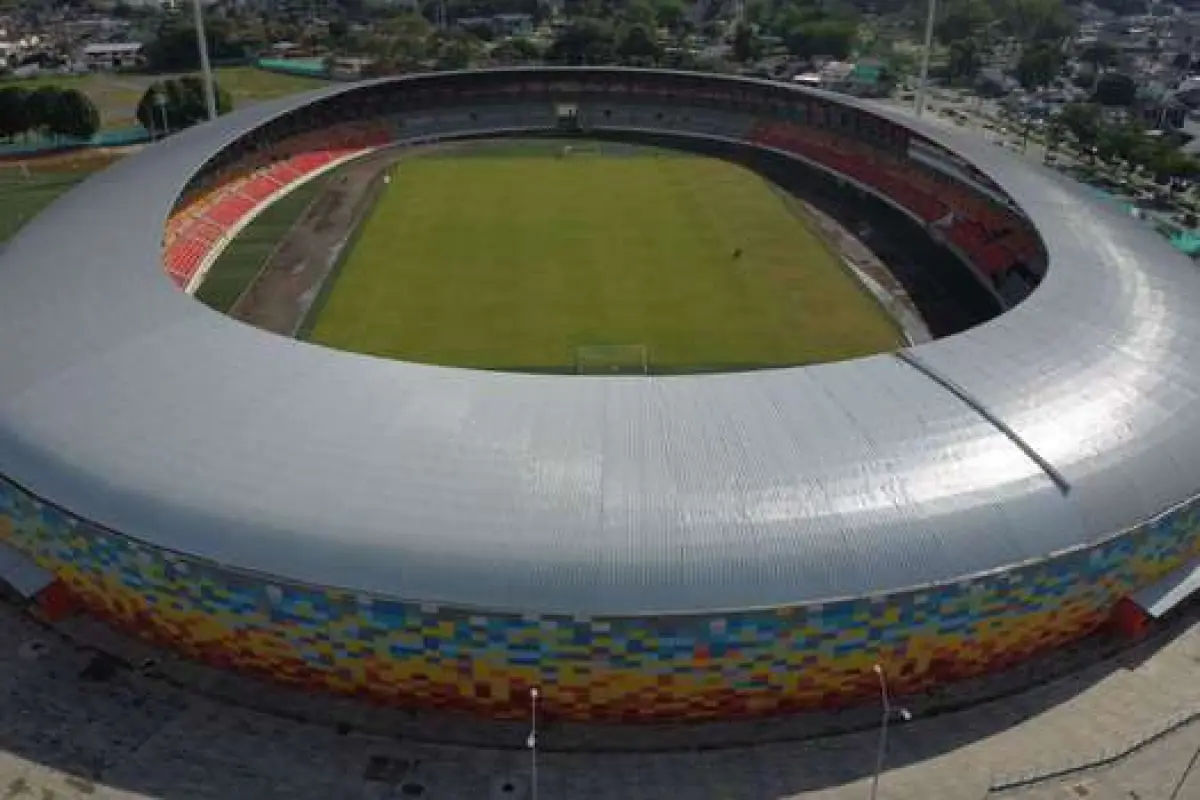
[914,0,937,118]
[192,0,218,122]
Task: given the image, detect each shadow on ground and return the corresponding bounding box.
[1,597,1197,800]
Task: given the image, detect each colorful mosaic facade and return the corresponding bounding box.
[1,475,1197,722]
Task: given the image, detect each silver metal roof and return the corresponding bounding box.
[2,69,1199,616]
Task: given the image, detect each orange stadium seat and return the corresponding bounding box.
[164,237,211,287]
[205,194,257,228]
[239,173,281,204]
[160,121,396,290]
[747,118,1041,283]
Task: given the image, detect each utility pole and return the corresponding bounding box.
[192,0,218,122]
[914,0,938,117]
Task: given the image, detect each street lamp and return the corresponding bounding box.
[191,0,218,121]
[914,0,938,118]
[870,664,912,800]
[154,91,168,141]
[527,687,540,800]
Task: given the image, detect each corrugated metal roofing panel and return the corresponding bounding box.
[0,68,1198,615]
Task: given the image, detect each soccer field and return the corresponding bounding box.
[305,146,902,373]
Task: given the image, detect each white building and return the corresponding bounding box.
[80,42,144,70]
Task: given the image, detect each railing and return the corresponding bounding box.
[0,126,150,158]
[989,706,1200,793]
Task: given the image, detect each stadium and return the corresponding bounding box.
[1,66,1199,725]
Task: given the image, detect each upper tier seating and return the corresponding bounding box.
[747,120,1040,289]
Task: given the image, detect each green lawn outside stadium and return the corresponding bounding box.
[304,147,904,373]
[0,172,84,242]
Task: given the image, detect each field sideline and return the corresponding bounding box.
[305,146,902,372]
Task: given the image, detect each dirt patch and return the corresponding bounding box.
[229,150,397,337]
[4,146,133,173]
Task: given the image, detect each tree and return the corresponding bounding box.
[45,88,99,139]
[13,87,99,141]
[652,0,686,31]
[25,86,62,136]
[934,0,994,45]
[1077,41,1118,71]
[1095,123,1138,164]
[785,20,856,60]
[1056,102,1101,151]
[622,0,657,27]
[617,23,662,64]
[143,21,243,72]
[361,13,434,74]
[545,19,618,65]
[432,30,484,70]
[948,37,984,82]
[1092,72,1136,107]
[733,23,761,62]
[0,86,30,141]
[1146,146,1199,185]
[136,77,232,134]
[997,0,1072,45]
[1014,42,1061,90]
[328,18,350,41]
[491,36,542,64]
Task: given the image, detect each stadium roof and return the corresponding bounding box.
[2,69,1199,616]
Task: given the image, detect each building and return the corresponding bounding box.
[1,69,1198,727]
[455,13,534,37]
[80,41,143,70]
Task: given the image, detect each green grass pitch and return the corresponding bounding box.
[304,148,903,373]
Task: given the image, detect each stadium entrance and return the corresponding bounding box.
[555,103,582,132]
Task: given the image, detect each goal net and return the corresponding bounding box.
[574,344,649,376]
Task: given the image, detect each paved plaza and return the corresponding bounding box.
[1,600,1199,800]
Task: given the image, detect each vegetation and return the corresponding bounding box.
[936,0,1072,88]
[0,170,87,240]
[743,0,859,61]
[136,76,233,134]
[0,153,119,241]
[0,67,326,132]
[1091,72,1136,108]
[307,144,900,372]
[142,20,250,72]
[0,84,100,140]
[1052,103,1200,184]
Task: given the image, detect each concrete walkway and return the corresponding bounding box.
[2,600,1200,800]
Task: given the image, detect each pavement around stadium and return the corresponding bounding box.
[4,600,1200,800]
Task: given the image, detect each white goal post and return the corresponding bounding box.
[574,344,649,376]
[0,161,32,183]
